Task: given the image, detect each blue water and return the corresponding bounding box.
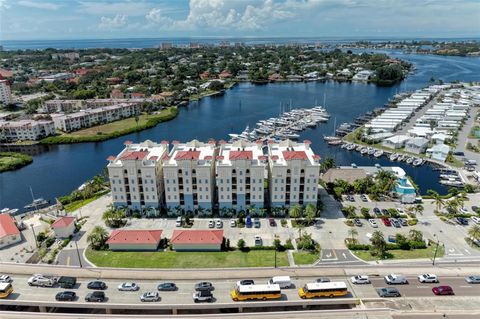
[1,50,479,209]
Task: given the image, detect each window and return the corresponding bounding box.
[205,179,208,183]
[221,195,224,199]
[306,187,309,191]
[114,195,117,200]
[178,169,182,174]
[199,187,203,191]
[192,169,196,174]
[168,195,171,200]
[220,187,223,192]
[146,195,149,200]
[120,195,124,199]
[239,171,243,175]
[275,187,278,191]
[199,195,202,200]
[166,179,169,184]
[252,195,255,200]
[274,195,277,199]
[219,179,223,184]
[167,187,170,192]
[113,187,117,192]
[151,179,154,184]
[246,169,250,174]
[132,187,136,192]
[112,179,115,184]
[307,178,310,183]
[185,171,188,176]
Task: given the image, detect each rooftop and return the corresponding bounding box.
[51,216,75,228]
[170,230,224,245]
[217,140,265,166]
[268,139,319,166]
[0,214,20,238]
[164,140,215,166]
[107,140,167,167]
[106,229,163,245]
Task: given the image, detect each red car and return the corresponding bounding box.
[381,217,391,226]
[432,286,454,295]
[269,218,276,226]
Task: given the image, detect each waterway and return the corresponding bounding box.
[1,51,479,210]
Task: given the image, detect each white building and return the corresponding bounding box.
[0,120,55,142]
[382,135,410,149]
[52,103,139,132]
[0,79,12,105]
[428,143,450,162]
[267,140,320,208]
[163,140,216,212]
[216,140,267,211]
[405,137,429,154]
[107,140,168,212]
[51,216,76,238]
[0,214,21,249]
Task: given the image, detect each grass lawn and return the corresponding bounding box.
[63,191,109,212]
[0,152,33,172]
[86,248,289,268]
[293,251,319,265]
[353,245,445,261]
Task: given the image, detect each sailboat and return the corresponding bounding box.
[323,117,340,141]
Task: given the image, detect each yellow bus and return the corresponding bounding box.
[0,283,13,299]
[298,281,348,299]
[231,284,281,301]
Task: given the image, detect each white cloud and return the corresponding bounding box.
[78,1,152,16]
[98,14,128,31]
[145,8,173,26]
[17,0,61,10]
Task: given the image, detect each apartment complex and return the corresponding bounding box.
[0,79,12,105]
[43,99,141,113]
[216,140,267,210]
[163,140,216,211]
[268,140,320,207]
[107,139,321,213]
[51,103,139,132]
[0,119,55,142]
[107,140,168,211]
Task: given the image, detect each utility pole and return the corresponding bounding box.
[432,235,440,266]
[30,224,38,248]
[74,240,83,268]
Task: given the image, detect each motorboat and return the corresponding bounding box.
[0,208,19,215]
[373,150,384,158]
[389,153,399,161]
[355,145,363,152]
[360,147,369,155]
[405,157,414,164]
[346,144,356,151]
[367,148,376,156]
[412,158,423,166]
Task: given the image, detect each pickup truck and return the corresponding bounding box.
[193,291,214,303]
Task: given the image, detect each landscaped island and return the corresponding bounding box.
[0,152,33,173]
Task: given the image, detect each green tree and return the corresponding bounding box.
[320,157,335,172]
[237,238,246,250]
[427,190,445,211]
[289,204,303,222]
[414,204,424,216]
[408,229,423,242]
[370,230,387,258]
[304,203,317,225]
[87,226,108,250]
[468,224,480,242]
[348,228,358,243]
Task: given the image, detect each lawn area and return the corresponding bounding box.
[352,245,445,261]
[292,251,319,265]
[0,152,33,172]
[86,248,289,268]
[63,190,109,212]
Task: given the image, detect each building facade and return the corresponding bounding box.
[0,79,12,105]
[163,140,216,211]
[51,216,76,238]
[0,120,55,142]
[216,140,266,210]
[268,140,320,207]
[0,214,21,249]
[107,140,168,211]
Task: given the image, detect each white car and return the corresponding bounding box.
[118,282,139,291]
[368,219,378,228]
[208,219,215,228]
[351,275,370,284]
[215,219,223,228]
[0,275,12,283]
[471,216,480,224]
[140,292,160,302]
[459,207,470,214]
[175,217,183,227]
[417,274,438,283]
[254,236,262,246]
[230,219,236,227]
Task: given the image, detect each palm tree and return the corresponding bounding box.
[370,230,386,258]
[304,203,317,225]
[320,157,335,173]
[468,224,480,242]
[414,204,424,216]
[427,190,444,211]
[348,228,358,243]
[408,229,423,242]
[289,204,303,222]
[87,226,108,250]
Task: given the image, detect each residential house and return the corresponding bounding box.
[404,137,429,154]
[0,214,21,249]
[51,216,76,238]
[170,230,223,251]
[107,229,163,251]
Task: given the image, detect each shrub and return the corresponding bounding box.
[284,239,294,250]
[280,219,287,227]
[345,219,354,227]
[36,232,47,243]
[45,237,55,248]
[347,243,371,250]
[237,239,246,251]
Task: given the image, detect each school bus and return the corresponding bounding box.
[231,284,281,301]
[0,283,13,299]
[298,281,348,299]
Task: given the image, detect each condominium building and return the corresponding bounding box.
[0,79,12,105]
[51,103,139,132]
[163,140,216,211]
[267,140,320,207]
[216,140,267,210]
[43,99,141,113]
[0,120,55,142]
[107,140,168,211]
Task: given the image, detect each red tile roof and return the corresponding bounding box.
[51,216,75,229]
[229,150,253,160]
[120,151,149,161]
[175,150,200,160]
[282,150,308,160]
[107,229,163,245]
[170,230,223,245]
[0,214,20,238]
[107,156,116,161]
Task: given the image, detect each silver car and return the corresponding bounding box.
[118,282,139,291]
[465,275,480,284]
[140,292,160,302]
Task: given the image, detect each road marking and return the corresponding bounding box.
[66,256,70,266]
[416,286,429,288]
[464,249,472,255]
[342,252,347,259]
[459,285,472,288]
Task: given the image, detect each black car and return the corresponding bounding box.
[391,218,401,228]
[373,207,381,216]
[453,151,465,156]
[87,281,107,290]
[157,282,177,291]
[55,291,76,301]
[85,291,106,302]
[456,217,469,225]
[381,209,389,216]
[195,282,214,292]
[316,277,331,283]
[354,218,363,226]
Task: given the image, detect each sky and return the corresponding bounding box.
[0,0,479,40]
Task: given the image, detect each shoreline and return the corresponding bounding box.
[0,152,33,173]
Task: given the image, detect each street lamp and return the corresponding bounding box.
[432,234,442,266]
[74,240,83,268]
[30,224,38,248]
[274,248,277,268]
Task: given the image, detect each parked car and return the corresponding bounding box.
[382,217,392,227]
[236,279,254,286]
[373,207,381,216]
[0,275,12,283]
[391,218,401,228]
[55,291,76,301]
[472,206,479,213]
[399,218,408,226]
[432,286,454,295]
[465,275,480,284]
[208,219,215,228]
[349,195,355,202]
[456,217,469,225]
[85,291,106,302]
[118,282,139,291]
[418,274,438,283]
[254,236,262,246]
[351,275,370,284]
[58,276,76,289]
[315,277,330,283]
[246,216,252,228]
[230,219,237,227]
[157,282,177,291]
[471,216,480,224]
[175,217,183,227]
[27,275,56,287]
[354,218,363,226]
[254,218,261,228]
[388,235,396,243]
[368,219,378,228]
[140,292,160,302]
[215,219,223,228]
[269,218,276,226]
[87,281,107,290]
[396,208,404,214]
[381,209,389,216]
[195,282,214,292]
[453,151,465,156]
[384,274,408,285]
[377,287,401,297]
[193,290,213,303]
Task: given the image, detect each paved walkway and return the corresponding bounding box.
[287,250,296,267]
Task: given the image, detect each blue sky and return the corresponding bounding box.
[0,0,479,40]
